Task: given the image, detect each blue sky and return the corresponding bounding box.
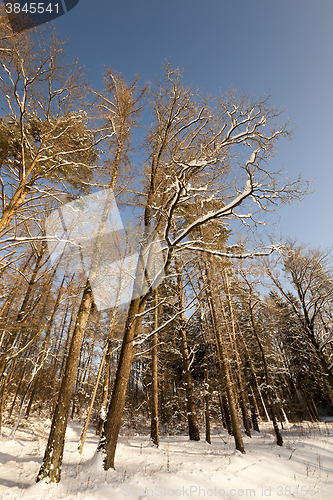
[54,0,333,250]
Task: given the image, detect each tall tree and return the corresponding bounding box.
[97,65,305,470]
[37,69,147,482]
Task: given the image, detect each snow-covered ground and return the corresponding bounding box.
[1,419,332,499]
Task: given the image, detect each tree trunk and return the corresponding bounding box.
[239,389,252,437]
[37,281,93,483]
[94,308,118,437]
[241,336,270,422]
[8,363,27,418]
[97,295,142,470]
[220,272,251,438]
[248,383,260,432]
[78,337,109,454]
[0,246,45,381]
[218,390,232,434]
[175,257,200,441]
[150,287,159,446]
[249,305,283,446]
[205,261,245,453]
[242,359,260,433]
[200,319,211,444]
[24,273,67,419]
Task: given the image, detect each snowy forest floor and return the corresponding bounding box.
[1,418,333,500]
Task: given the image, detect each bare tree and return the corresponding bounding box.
[37,69,147,483]
[97,65,306,470]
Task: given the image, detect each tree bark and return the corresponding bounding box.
[97,295,142,470]
[96,309,118,436]
[78,337,109,454]
[248,305,283,446]
[0,246,46,381]
[175,257,200,441]
[221,271,251,438]
[200,318,211,444]
[150,287,160,446]
[204,260,245,453]
[37,281,93,483]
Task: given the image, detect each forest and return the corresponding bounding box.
[1,13,333,496]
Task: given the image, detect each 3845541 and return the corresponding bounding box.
[5,3,59,14]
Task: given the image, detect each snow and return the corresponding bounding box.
[1,419,333,499]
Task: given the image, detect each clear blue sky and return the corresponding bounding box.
[54,0,333,250]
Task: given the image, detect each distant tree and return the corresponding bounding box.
[267,243,333,400]
[268,291,327,421]
[238,271,283,446]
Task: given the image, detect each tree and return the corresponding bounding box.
[150,287,160,446]
[174,254,200,441]
[268,291,326,421]
[97,65,306,470]
[239,272,283,446]
[37,69,147,482]
[0,16,105,241]
[267,243,333,398]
